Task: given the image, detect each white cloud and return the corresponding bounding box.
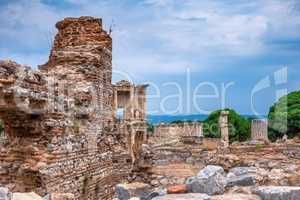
[143,0,174,7]
[114,52,193,75]
[0,0,299,77]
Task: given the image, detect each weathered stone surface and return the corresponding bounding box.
[50,193,75,200]
[116,182,152,200]
[186,165,226,195]
[227,186,253,194]
[11,192,42,200]
[143,188,167,200]
[212,194,261,200]
[149,163,201,187]
[229,167,254,176]
[0,187,10,200]
[252,186,300,200]
[219,111,229,148]
[152,193,211,200]
[226,175,255,187]
[167,184,188,194]
[198,165,225,176]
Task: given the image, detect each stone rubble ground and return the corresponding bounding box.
[0,189,74,200]
[116,165,300,200]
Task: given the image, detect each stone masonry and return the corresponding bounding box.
[251,119,269,142]
[154,122,203,139]
[0,16,146,200]
[113,80,148,168]
[219,111,229,148]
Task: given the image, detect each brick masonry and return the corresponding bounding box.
[0,16,140,200]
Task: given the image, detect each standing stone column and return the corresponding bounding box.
[194,122,203,137]
[251,119,269,143]
[219,111,229,148]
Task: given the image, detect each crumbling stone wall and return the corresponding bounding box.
[0,17,133,200]
[154,122,203,139]
[137,141,300,188]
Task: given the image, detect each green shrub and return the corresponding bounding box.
[268,91,300,141]
[255,143,264,151]
[147,123,154,134]
[203,108,251,143]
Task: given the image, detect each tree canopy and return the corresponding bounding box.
[268,91,300,141]
[203,108,251,142]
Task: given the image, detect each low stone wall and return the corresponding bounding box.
[154,122,203,138]
[202,138,221,150]
[138,141,300,188]
[283,144,300,159]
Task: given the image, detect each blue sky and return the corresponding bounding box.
[0,0,300,116]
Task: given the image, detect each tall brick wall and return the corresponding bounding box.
[0,17,131,199]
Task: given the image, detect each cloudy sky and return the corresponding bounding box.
[0,0,300,115]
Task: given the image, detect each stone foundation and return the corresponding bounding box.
[137,140,300,188]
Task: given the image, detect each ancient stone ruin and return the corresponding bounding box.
[113,80,148,167]
[251,119,269,143]
[219,111,229,148]
[154,122,203,138]
[0,16,146,199]
[1,16,300,200]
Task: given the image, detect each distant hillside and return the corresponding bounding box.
[147,114,265,124]
[146,114,207,124]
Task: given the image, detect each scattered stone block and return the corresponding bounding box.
[212,194,261,200]
[252,186,300,200]
[116,182,152,200]
[186,165,226,195]
[11,192,42,200]
[50,193,75,200]
[229,167,254,176]
[142,188,167,200]
[226,175,255,187]
[0,187,10,200]
[152,193,211,200]
[167,184,188,194]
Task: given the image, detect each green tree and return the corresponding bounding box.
[203,108,251,142]
[170,120,184,124]
[147,123,154,134]
[268,91,300,141]
[170,120,193,124]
